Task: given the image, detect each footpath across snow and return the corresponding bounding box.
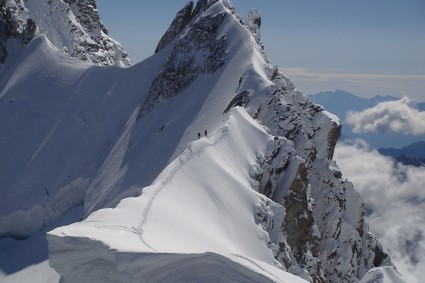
[48,108,307,283]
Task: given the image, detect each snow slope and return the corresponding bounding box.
[0,34,164,238]
[48,108,307,283]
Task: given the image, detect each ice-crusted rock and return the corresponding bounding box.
[223,89,255,114]
[251,136,324,282]
[139,4,227,117]
[154,0,223,54]
[0,0,129,65]
[246,8,263,49]
[0,0,33,63]
[155,1,194,53]
[242,62,392,281]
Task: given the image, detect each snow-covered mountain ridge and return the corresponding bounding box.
[0,0,129,66]
[0,0,404,282]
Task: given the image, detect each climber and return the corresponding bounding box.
[204,130,208,137]
[198,132,201,139]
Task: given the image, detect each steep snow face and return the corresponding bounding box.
[0,0,129,66]
[0,34,161,238]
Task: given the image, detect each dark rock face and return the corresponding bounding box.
[139,11,227,117]
[64,0,103,34]
[61,0,130,65]
[253,136,325,282]
[23,18,36,43]
[246,8,262,47]
[155,1,194,53]
[284,164,318,261]
[326,122,341,160]
[0,0,8,63]
[223,89,255,114]
[154,0,221,54]
[0,0,37,63]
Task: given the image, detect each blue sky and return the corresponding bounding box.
[96,0,425,100]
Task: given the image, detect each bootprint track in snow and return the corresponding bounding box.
[136,125,230,249]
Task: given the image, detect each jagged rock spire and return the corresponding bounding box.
[155,1,194,53]
[155,0,220,53]
[246,8,263,48]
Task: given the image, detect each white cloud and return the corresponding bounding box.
[345,97,425,135]
[334,139,425,283]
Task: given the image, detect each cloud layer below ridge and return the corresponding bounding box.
[334,139,425,283]
[346,97,425,135]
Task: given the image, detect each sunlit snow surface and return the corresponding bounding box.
[48,108,308,282]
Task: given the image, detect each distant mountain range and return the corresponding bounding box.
[309,90,425,149]
[379,141,425,167]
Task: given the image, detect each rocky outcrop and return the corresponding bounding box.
[246,8,263,49]
[155,1,194,53]
[139,7,227,117]
[223,89,255,114]
[154,0,221,54]
[244,64,392,282]
[0,0,33,63]
[251,136,325,282]
[0,0,129,66]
